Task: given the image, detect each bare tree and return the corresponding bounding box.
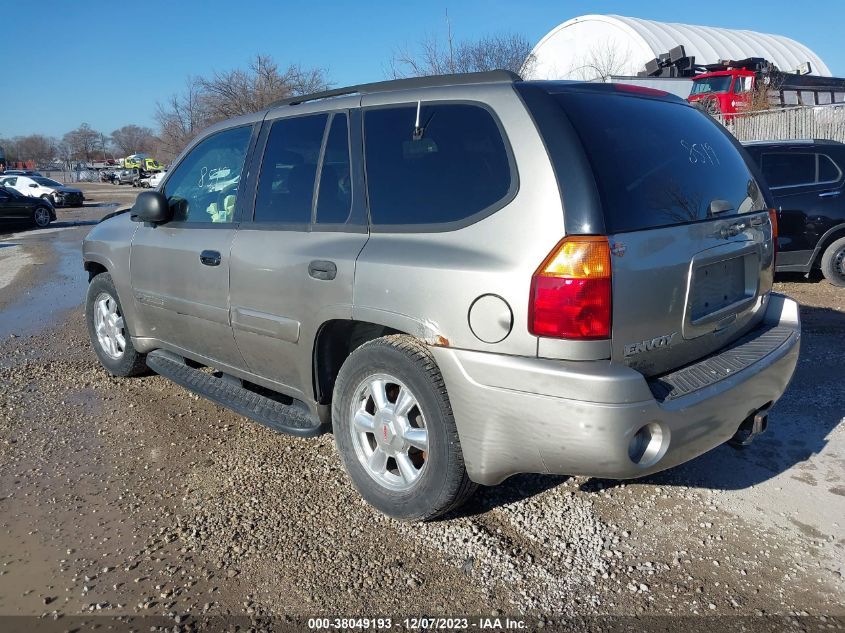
[55,140,74,169]
[391,32,535,78]
[155,77,208,161]
[17,135,57,166]
[111,124,155,156]
[155,55,331,161]
[566,40,631,81]
[0,137,19,164]
[63,123,101,163]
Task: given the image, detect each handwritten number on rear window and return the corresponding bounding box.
[681,141,720,166]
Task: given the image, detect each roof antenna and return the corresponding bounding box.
[413,100,424,140]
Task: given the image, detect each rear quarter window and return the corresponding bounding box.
[554,92,766,233]
[364,103,514,229]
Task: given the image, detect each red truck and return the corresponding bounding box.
[636,47,845,117]
[687,59,845,117]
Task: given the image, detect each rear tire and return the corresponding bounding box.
[820,236,845,287]
[86,273,147,377]
[332,335,476,521]
[32,206,52,228]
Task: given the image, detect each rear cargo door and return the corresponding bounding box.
[555,91,775,377]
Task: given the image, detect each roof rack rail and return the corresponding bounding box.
[270,70,521,108]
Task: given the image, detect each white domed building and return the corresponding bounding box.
[524,14,831,81]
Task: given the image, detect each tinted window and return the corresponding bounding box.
[760,152,841,188]
[163,125,252,223]
[364,104,511,226]
[255,114,327,224]
[554,92,765,233]
[818,154,841,183]
[761,153,815,187]
[315,114,352,225]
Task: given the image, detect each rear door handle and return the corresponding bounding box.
[819,190,841,198]
[199,250,221,266]
[308,260,337,280]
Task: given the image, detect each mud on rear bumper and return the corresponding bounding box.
[432,294,800,486]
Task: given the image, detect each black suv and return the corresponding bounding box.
[744,139,845,286]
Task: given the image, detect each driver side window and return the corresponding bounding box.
[163,125,252,224]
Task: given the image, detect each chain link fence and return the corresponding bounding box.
[40,168,102,183]
[716,104,845,142]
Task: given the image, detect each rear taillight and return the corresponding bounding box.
[529,236,612,340]
[768,208,778,258]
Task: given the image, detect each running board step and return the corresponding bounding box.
[146,350,324,437]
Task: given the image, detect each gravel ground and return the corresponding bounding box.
[0,184,843,631]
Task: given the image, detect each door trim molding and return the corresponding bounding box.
[231,306,301,343]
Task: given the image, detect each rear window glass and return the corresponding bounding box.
[554,92,765,233]
[364,104,512,227]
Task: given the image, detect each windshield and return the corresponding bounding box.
[691,75,732,95]
[33,177,64,187]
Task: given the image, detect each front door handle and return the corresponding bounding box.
[819,190,841,198]
[200,250,221,266]
[308,260,337,280]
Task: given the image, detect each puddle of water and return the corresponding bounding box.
[0,237,88,338]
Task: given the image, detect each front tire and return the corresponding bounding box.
[333,335,476,521]
[32,205,52,228]
[820,236,845,287]
[85,273,147,376]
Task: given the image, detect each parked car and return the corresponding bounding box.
[1,169,42,177]
[147,170,167,189]
[0,185,56,227]
[0,174,84,207]
[82,72,800,521]
[114,169,140,185]
[743,139,845,286]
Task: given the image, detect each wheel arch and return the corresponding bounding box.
[312,319,407,407]
[84,258,110,282]
[810,222,845,268]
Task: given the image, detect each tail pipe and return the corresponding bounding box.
[729,403,772,448]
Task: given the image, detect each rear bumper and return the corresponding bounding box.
[432,293,801,486]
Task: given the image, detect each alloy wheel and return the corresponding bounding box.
[94,292,126,359]
[33,207,51,227]
[349,373,429,492]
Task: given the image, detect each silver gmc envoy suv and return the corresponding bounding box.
[83,71,800,521]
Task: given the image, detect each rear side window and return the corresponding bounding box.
[255,114,328,224]
[364,103,512,227]
[760,152,842,188]
[553,92,766,233]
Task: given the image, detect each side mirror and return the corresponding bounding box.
[29,183,38,188]
[130,190,172,224]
